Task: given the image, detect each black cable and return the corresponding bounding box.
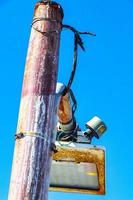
[31,16,96,143]
[61,24,96,95]
[32,17,96,94]
[31,17,96,115]
[69,89,77,115]
[32,17,61,36]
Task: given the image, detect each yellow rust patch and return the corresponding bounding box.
[50,146,105,195]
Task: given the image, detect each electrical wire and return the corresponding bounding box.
[61,24,96,96]
[31,17,96,143]
[32,16,96,96]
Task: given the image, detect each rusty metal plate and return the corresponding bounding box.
[49,143,105,195]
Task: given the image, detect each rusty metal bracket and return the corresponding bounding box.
[15,132,25,140]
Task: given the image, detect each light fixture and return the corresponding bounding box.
[49,142,106,195]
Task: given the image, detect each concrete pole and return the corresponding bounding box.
[8,1,63,200]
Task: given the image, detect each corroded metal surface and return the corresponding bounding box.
[8,2,63,200]
[50,146,105,195]
[58,93,72,124]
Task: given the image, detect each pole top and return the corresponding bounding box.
[38,0,64,18]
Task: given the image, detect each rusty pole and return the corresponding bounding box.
[8,1,63,200]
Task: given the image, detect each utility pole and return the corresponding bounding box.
[8,1,63,200]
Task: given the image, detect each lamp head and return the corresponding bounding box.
[84,116,107,140]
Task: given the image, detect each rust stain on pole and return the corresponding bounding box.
[8,1,63,200]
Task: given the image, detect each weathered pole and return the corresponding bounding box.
[8,1,63,200]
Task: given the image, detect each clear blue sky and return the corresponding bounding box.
[0,0,133,199]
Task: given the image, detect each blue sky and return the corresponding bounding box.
[0,0,133,199]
